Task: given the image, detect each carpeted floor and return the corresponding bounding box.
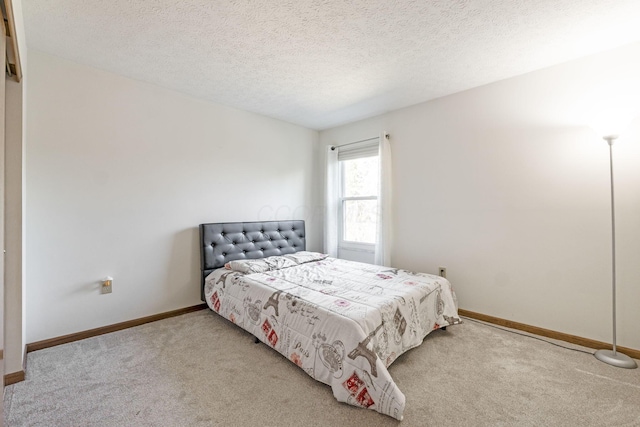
[5,309,640,426]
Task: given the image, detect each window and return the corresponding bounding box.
[325,134,390,265]
[338,146,379,251]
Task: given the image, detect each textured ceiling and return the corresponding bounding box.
[23,0,640,130]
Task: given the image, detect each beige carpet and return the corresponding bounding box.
[5,309,640,426]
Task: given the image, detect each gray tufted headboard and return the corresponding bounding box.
[199,220,306,301]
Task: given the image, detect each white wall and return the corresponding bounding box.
[320,42,640,351]
[26,50,321,343]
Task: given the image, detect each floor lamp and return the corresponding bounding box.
[593,134,637,369]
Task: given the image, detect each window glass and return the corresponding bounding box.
[343,200,377,244]
[342,156,379,197]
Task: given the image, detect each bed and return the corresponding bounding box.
[199,220,460,420]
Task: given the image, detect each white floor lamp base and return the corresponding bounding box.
[594,349,638,369]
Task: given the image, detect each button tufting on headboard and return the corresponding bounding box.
[199,220,306,301]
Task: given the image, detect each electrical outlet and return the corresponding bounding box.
[101,277,113,294]
[438,267,447,278]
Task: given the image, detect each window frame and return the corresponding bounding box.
[337,154,379,253]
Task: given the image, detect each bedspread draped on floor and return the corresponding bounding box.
[204,255,461,420]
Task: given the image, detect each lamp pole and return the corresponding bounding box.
[594,135,637,369]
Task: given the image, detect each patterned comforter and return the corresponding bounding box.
[204,252,460,420]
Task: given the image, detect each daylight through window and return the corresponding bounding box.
[340,155,379,245]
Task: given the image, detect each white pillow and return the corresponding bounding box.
[225,256,297,274]
[283,251,329,265]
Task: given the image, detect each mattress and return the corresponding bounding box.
[204,252,460,420]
